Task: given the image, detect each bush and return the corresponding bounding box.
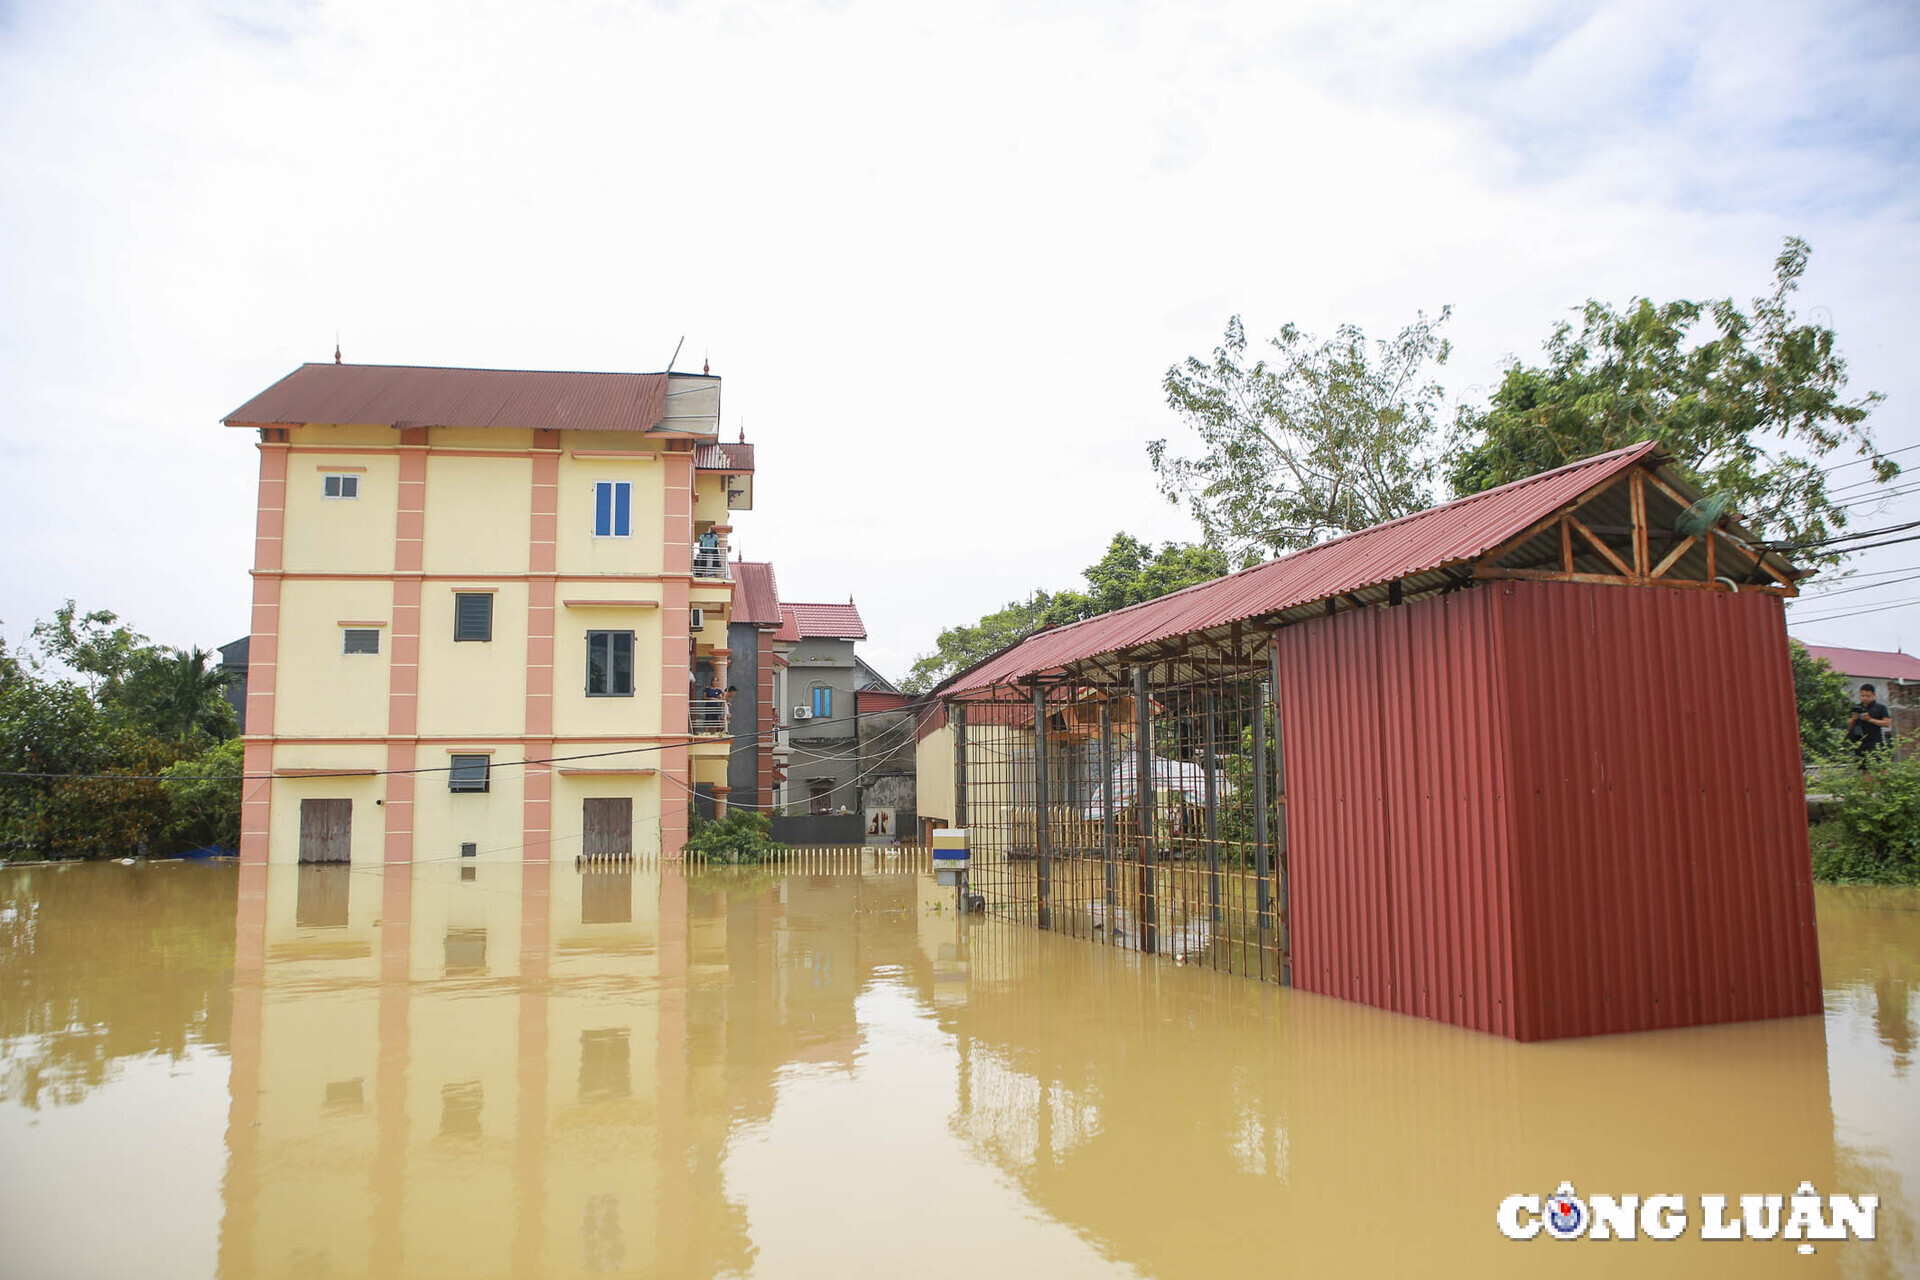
[1809,748,1920,885]
[684,807,785,865]
[160,737,243,854]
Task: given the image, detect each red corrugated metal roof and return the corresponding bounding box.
[773,607,801,644]
[1797,643,1920,682]
[695,441,755,471]
[223,362,678,432]
[732,561,783,627]
[946,443,1661,695]
[787,601,867,640]
[856,690,913,712]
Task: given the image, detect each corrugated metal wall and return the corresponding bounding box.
[1497,580,1821,1040]
[1275,579,1819,1041]
[1276,589,1519,1037]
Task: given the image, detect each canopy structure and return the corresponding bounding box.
[926,446,1820,1042]
[941,442,1800,701]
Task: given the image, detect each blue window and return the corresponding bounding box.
[594,482,631,537]
[811,685,832,719]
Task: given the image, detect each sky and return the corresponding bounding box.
[2,0,1917,682]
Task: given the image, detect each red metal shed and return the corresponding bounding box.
[939,445,1821,1040]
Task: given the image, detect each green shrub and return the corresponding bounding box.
[160,737,243,854]
[1809,749,1920,885]
[684,807,785,865]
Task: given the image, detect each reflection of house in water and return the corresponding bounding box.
[219,859,932,1279]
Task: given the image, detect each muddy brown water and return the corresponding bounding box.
[0,861,1914,1278]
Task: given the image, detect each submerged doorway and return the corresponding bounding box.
[298,798,352,864]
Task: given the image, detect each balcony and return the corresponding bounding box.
[691,699,730,736]
[693,533,730,580]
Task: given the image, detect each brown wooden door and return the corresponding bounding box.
[583,798,632,858]
[299,799,352,864]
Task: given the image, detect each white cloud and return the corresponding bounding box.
[2,0,1915,676]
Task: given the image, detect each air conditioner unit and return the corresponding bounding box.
[792,706,813,721]
[689,607,705,631]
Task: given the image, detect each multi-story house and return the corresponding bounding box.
[769,601,872,817]
[225,361,756,864]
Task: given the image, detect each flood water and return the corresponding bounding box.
[1,860,1915,1279]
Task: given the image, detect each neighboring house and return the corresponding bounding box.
[854,656,898,694]
[1799,642,1920,746]
[217,635,250,723]
[724,558,785,817]
[224,360,753,865]
[854,688,917,843]
[776,601,870,816]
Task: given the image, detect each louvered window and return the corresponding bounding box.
[454,593,493,642]
[449,755,491,793]
[343,628,381,655]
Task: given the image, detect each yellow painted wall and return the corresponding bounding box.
[282,451,400,574]
[273,579,395,736]
[266,772,385,865]
[422,453,533,574]
[693,474,727,526]
[549,772,664,860]
[555,453,666,575]
[553,606,663,738]
[428,427,534,451]
[409,752,529,865]
[916,721,954,825]
[416,583,529,735]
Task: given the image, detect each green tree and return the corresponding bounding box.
[684,806,785,865]
[1152,309,1452,562]
[903,534,1229,693]
[119,647,239,744]
[0,677,113,857]
[27,602,149,699]
[160,737,245,853]
[1789,640,1853,763]
[1446,239,1893,564]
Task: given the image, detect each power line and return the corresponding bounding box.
[0,699,938,785]
[1787,594,1920,625]
[1794,569,1920,601]
[1767,520,1920,553]
[1820,442,1920,477]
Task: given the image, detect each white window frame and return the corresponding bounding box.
[342,628,382,655]
[322,473,361,500]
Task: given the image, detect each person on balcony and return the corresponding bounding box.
[696,528,721,575]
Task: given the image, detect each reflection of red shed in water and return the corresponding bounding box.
[934,443,1821,1041]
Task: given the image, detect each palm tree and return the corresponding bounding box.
[124,647,239,743]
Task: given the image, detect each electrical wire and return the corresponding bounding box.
[1765,518,1920,553]
[1787,594,1920,625]
[1793,569,1920,601]
[0,700,940,784]
[1820,442,1920,476]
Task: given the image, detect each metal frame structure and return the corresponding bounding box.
[935,446,1817,1035]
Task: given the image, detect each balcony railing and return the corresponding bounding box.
[693,533,730,580]
[691,700,730,735]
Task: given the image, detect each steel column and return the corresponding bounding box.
[1202,691,1220,925]
[1269,642,1291,987]
[1253,674,1271,944]
[1133,664,1157,955]
[952,704,967,831]
[1032,683,1051,930]
[1100,698,1116,928]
